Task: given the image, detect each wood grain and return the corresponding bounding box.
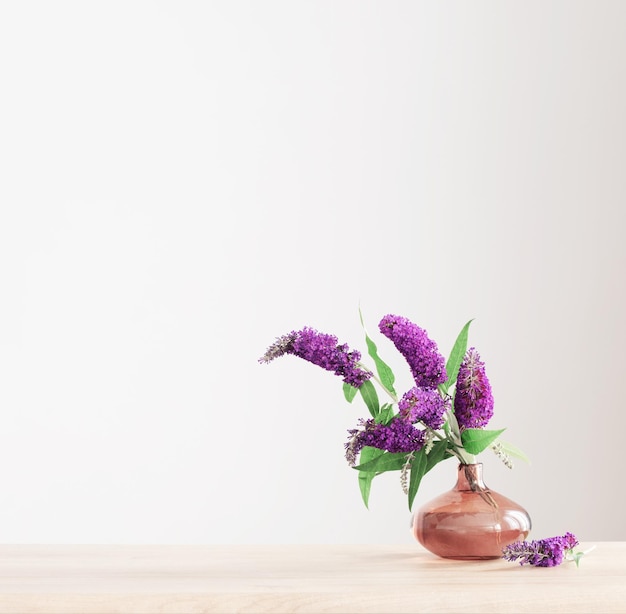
[0,543,623,613]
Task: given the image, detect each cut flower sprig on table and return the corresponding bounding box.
[502,533,594,567]
[260,312,527,510]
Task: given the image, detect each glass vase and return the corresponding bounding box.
[411,463,531,560]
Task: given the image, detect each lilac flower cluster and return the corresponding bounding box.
[454,347,494,429]
[378,315,446,389]
[345,418,425,466]
[259,327,372,387]
[502,533,579,567]
[398,386,449,430]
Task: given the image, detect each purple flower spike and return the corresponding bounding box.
[454,347,494,429]
[345,418,425,465]
[398,387,449,430]
[378,315,446,388]
[502,533,579,567]
[259,327,372,387]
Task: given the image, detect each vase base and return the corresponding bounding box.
[438,555,501,561]
[412,464,532,561]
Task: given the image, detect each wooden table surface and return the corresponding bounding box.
[0,543,624,613]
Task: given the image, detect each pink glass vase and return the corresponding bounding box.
[411,463,531,560]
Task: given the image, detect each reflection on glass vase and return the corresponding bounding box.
[411,463,531,560]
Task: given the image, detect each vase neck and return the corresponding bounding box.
[455,463,487,492]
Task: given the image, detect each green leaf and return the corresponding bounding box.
[343,382,358,403]
[357,446,384,508]
[353,451,408,474]
[359,307,397,395]
[358,473,374,509]
[440,319,473,395]
[366,336,397,395]
[425,439,450,472]
[408,448,428,511]
[461,428,506,455]
[374,403,395,425]
[498,440,531,464]
[359,379,380,418]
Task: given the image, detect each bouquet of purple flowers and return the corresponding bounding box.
[260,312,525,510]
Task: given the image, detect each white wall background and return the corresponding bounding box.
[1,1,625,544]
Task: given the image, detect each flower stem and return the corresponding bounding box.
[428,428,474,464]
